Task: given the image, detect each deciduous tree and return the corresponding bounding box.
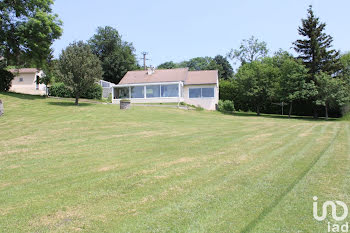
[0,0,62,67]
[158,55,233,79]
[315,73,349,120]
[89,26,137,84]
[58,41,103,105]
[211,55,233,80]
[275,52,317,118]
[157,61,178,69]
[340,52,350,79]
[179,57,213,71]
[235,59,279,115]
[228,36,268,65]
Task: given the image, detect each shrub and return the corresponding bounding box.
[50,82,102,100]
[49,82,72,97]
[81,83,102,100]
[218,100,235,112]
[180,102,204,110]
[195,106,204,111]
[0,69,14,91]
[107,93,112,103]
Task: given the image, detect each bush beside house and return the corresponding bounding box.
[218,100,235,113]
[82,84,102,100]
[49,82,72,97]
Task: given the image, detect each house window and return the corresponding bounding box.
[131,86,144,98]
[202,88,214,97]
[189,88,201,98]
[115,87,129,99]
[146,85,160,98]
[161,84,178,97]
[19,77,23,82]
[101,81,110,87]
[189,87,214,98]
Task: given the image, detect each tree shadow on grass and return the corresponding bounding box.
[220,111,338,122]
[0,92,45,100]
[47,101,92,107]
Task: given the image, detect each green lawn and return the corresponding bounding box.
[0,92,349,232]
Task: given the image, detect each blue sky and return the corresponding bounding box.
[52,0,350,67]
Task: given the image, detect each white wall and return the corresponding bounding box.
[112,97,184,104]
[183,84,218,110]
[10,71,46,95]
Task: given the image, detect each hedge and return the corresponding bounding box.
[49,82,102,100]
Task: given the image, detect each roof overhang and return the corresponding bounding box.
[114,81,183,87]
[184,83,217,85]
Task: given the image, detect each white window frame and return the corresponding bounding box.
[114,82,183,99]
[145,84,161,98]
[114,86,130,99]
[189,87,215,99]
[160,84,180,98]
[130,85,145,99]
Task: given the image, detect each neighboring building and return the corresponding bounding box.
[112,68,219,110]
[99,80,116,98]
[9,68,46,95]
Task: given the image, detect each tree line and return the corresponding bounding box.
[158,6,350,119]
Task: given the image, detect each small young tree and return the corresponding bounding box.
[40,71,52,96]
[315,73,349,120]
[58,41,103,105]
[37,54,53,96]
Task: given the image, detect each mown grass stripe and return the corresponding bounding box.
[240,124,341,233]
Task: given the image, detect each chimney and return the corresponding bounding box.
[147,66,155,75]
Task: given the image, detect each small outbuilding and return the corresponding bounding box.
[9,68,46,95]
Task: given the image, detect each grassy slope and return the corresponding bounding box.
[0,92,349,232]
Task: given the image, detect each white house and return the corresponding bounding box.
[9,68,46,95]
[112,68,219,110]
[99,80,116,98]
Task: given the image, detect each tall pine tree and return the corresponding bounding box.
[293,5,341,118]
[293,5,341,80]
